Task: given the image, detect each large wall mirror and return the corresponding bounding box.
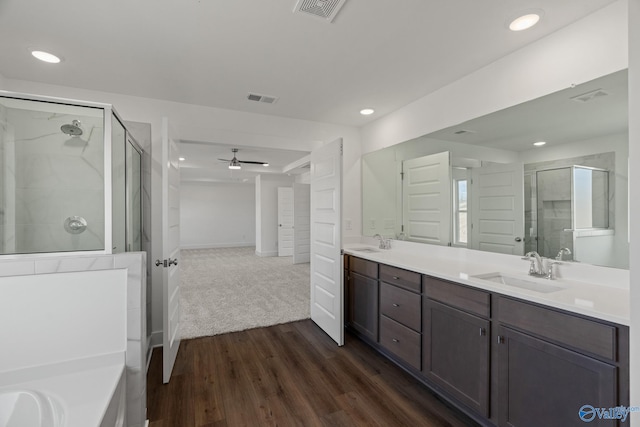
[362,69,628,269]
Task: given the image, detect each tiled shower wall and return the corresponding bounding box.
[7,107,105,253]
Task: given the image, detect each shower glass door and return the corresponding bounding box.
[0,96,105,255]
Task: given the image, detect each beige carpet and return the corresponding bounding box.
[179,247,311,339]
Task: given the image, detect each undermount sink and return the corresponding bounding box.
[472,272,568,293]
[350,247,380,253]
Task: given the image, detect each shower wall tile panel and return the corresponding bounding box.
[9,108,105,253]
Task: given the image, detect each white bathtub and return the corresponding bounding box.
[0,390,63,427]
[0,353,125,427]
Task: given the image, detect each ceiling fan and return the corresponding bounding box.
[218,148,269,170]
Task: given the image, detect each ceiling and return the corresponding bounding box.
[180,141,309,183]
[426,69,628,151]
[0,0,618,127]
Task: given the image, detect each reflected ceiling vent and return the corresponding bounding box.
[293,0,348,23]
[570,88,610,103]
[453,129,476,135]
[247,92,278,104]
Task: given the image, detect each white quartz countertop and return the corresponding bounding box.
[343,244,630,326]
[0,353,125,427]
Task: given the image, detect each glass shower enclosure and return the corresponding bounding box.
[0,92,143,256]
[525,165,610,260]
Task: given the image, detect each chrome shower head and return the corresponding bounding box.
[61,119,83,136]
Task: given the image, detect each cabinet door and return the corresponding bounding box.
[347,272,378,342]
[423,299,490,416]
[497,326,617,427]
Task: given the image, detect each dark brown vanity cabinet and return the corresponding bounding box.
[378,265,422,370]
[495,296,627,427]
[423,277,491,417]
[343,254,629,427]
[345,256,379,342]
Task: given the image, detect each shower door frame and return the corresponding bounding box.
[0,90,134,258]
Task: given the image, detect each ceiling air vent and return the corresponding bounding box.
[454,129,476,135]
[293,0,348,23]
[570,89,610,103]
[247,93,279,104]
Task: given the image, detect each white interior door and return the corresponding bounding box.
[277,187,294,257]
[471,162,524,255]
[293,183,311,264]
[402,152,451,245]
[161,117,181,384]
[310,138,343,345]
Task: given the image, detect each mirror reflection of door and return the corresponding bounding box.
[401,152,451,245]
[470,162,525,255]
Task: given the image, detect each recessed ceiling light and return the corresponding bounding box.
[179,157,186,161]
[533,141,547,147]
[263,163,269,167]
[31,50,62,63]
[360,108,375,116]
[509,13,541,31]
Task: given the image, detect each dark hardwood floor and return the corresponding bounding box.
[147,320,479,427]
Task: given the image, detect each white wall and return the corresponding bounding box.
[180,182,255,249]
[0,269,127,372]
[255,174,294,257]
[0,77,362,339]
[628,0,639,421]
[361,0,628,155]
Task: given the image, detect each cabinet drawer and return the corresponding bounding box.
[380,315,421,370]
[350,257,378,279]
[379,264,421,293]
[423,276,490,318]
[380,282,421,331]
[496,296,617,362]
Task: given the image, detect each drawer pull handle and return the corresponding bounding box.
[392,276,400,280]
[497,335,504,344]
[479,327,485,336]
[392,338,399,343]
[392,303,400,307]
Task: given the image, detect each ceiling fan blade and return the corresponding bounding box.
[217,158,232,162]
[238,160,268,165]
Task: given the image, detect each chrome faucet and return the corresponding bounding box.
[522,251,559,279]
[556,247,572,261]
[373,234,391,250]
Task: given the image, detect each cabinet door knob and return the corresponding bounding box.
[392,303,400,307]
[479,328,486,336]
[497,335,504,344]
[392,338,399,343]
[392,276,400,280]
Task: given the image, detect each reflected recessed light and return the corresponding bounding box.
[509,13,541,31]
[533,141,547,147]
[31,50,62,63]
[179,157,186,161]
[360,108,375,116]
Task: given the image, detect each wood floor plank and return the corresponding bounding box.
[147,320,479,427]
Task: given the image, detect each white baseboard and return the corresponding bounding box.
[255,250,278,257]
[180,242,255,250]
[150,331,162,349]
